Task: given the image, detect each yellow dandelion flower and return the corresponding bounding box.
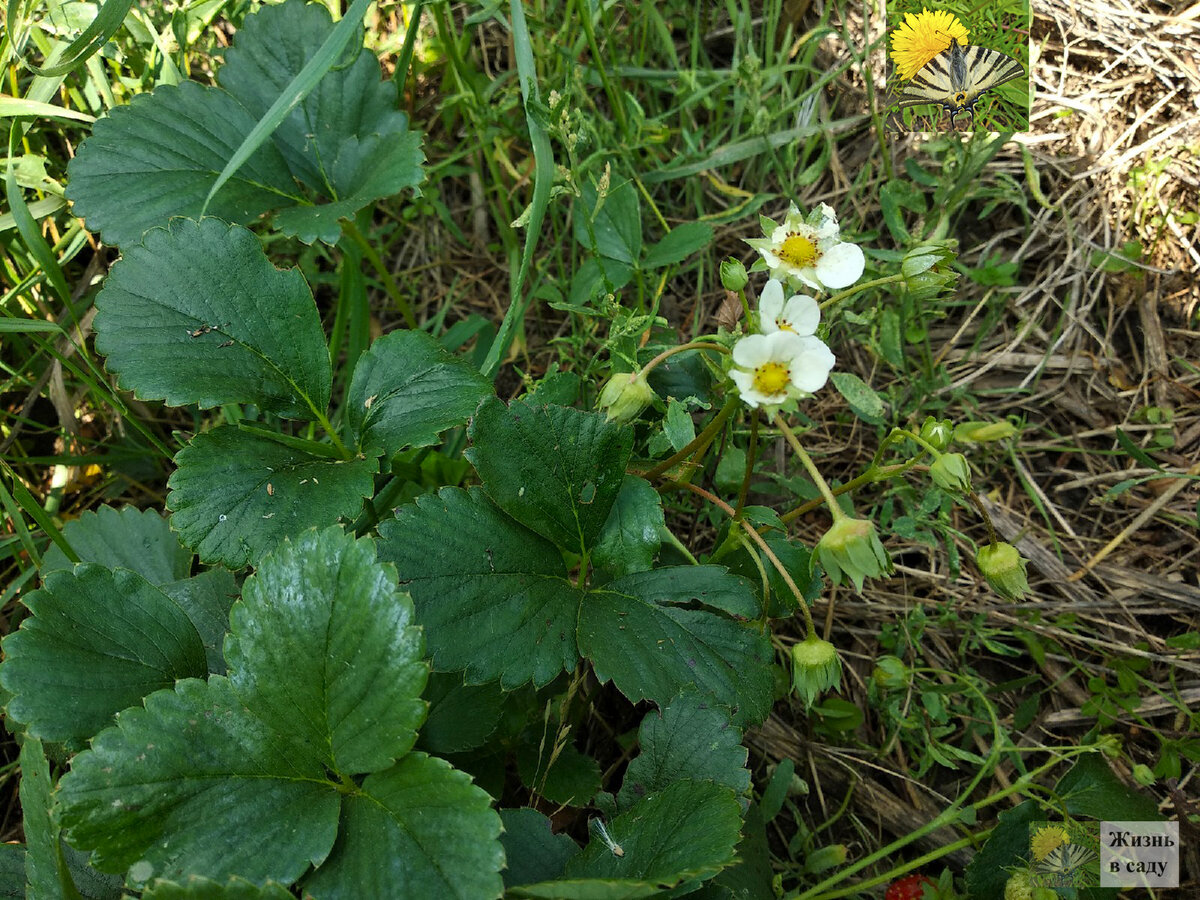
[1030,825,1072,861]
[889,8,970,80]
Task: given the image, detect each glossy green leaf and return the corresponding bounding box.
[167,426,376,569]
[378,487,582,688]
[1057,754,1161,821]
[303,753,503,900]
[19,736,65,899]
[829,371,886,425]
[226,528,427,773]
[346,330,491,458]
[591,476,665,580]
[65,82,296,246]
[642,222,713,269]
[964,800,1040,898]
[94,219,331,419]
[142,877,295,899]
[617,693,749,812]
[0,566,207,743]
[58,677,342,883]
[39,505,191,586]
[500,809,580,890]
[466,398,633,553]
[515,781,741,897]
[160,569,239,675]
[662,399,696,452]
[518,742,602,807]
[579,568,772,727]
[418,672,505,755]
[573,179,642,265]
[216,0,409,197]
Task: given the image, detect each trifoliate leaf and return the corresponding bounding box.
[617,693,749,812]
[378,486,583,688]
[578,568,772,727]
[591,476,665,580]
[466,397,633,553]
[167,426,376,569]
[225,528,427,774]
[94,219,331,419]
[0,566,207,744]
[39,505,191,586]
[346,330,491,458]
[302,753,503,900]
[65,82,296,247]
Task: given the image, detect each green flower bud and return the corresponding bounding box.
[871,655,908,691]
[1132,763,1155,786]
[930,452,972,494]
[597,371,656,425]
[804,844,848,874]
[901,240,958,300]
[815,517,893,594]
[790,634,842,707]
[719,257,749,291]
[919,416,954,451]
[1004,872,1034,900]
[955,420,1019,443]
[976,541,1030,600]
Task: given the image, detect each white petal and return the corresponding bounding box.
[790,268,821,291]
[781,294,820,335]
[764,330,806,361]
[732,334,771,369]
[769,223,789,244]
[788,338,836,393]
[729,368,757,402]
[758,247,783,269]
[759,279,784,331]
[815,243,864,289]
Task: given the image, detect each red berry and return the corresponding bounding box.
[884,874,936,900]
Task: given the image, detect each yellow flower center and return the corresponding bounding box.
[753,362,790,396]
[779,233,819,268]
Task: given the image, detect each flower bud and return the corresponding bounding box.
[1132,763,1155,786]
[901,240,958,300]
[955,420,1019,443]
[596,371,655,425]
[976,541,1030,600]
[790,634,842,707]
[814,517,893,594]
[720,258,748,291]
[919,416,954,451]
[930,452,972,494]
[803,844,847,874]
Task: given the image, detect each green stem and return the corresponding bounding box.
[344,220,416,329]
[638,341,727,381]
[640,396,736,481]
[573,0,628,135]
[674,480,816,636]
[780,461,914,525]
[818,274,903,311]
[772,414,845,522]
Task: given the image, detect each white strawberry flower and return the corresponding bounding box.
[729,331,836,410]
[747,203,865,292]
[758,278,821,336]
